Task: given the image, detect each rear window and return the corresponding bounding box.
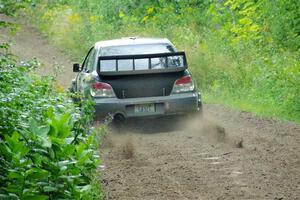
[100,44,175,56]
[99,44,182,72]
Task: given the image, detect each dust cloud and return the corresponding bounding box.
[102,112,244,162]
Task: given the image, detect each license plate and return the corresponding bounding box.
[134,104,155,113]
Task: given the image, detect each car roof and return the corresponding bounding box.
[94,37,172,49]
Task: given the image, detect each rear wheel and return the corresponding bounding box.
[112,114,126,131]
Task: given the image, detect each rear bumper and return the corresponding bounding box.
[94,92,201,118]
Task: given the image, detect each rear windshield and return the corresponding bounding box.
[100,44,175,56]
[99,44,185,72]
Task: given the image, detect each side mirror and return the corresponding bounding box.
[73,63,80,72]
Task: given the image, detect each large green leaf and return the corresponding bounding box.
[43,186,57,192]
[61,144,75,157]
[0,193,19,200]
[25,168,49,180]
[4,132,29,158]
[8,170,24,180]
[23,194,48,200]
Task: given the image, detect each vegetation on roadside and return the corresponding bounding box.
[0,1,105,199]
[24,0,300,123]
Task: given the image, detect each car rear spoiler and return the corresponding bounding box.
[97,51,188,76]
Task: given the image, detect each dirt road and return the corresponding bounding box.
[1,18,300,200]
[0,15,74,87]
[102,110,300,200]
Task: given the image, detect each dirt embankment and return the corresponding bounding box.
[1,18,300,200]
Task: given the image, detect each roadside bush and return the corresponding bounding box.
[0,33,104,200]
[1,1,104,199]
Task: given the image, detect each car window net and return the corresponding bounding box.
[98,51,187,74]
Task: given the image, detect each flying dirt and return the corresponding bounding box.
[1,20,299,200]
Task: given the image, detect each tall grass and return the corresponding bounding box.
[24,0,300,123]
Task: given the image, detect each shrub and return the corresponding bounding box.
[1,1,104,199]
[0,33,104,200]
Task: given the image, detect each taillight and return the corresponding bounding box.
[171,75,195,94]
[90,82,116,97]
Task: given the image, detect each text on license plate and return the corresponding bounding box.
[134,104,155,113]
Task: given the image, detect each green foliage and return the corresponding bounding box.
[0,0,33,16]
[1,2,105,198]
[0,49,105,199]
[0,116,98,199]
[0,53,105,199]
[24,0,300,123]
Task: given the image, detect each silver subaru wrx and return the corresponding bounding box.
[71,37,202,121]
